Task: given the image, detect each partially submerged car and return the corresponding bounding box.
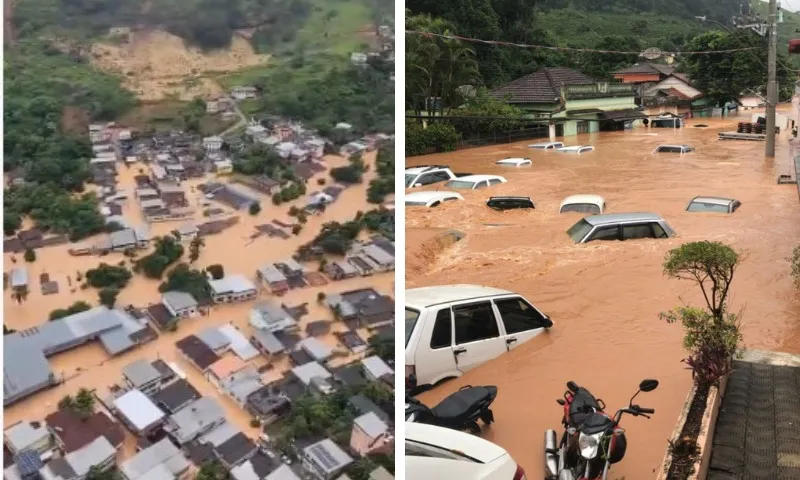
[406,191,465,208]
[567,212,675,244]
[685,196,741,214]
[486,196,535,210]
[559,194,605,215]
[557,145,595,154]
[652,144,694,154]
[406,165,464,188]
[528,141,564,150]
[444,175,507,190]
[495,157,531,167]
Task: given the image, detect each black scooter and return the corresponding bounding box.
[405,385,498,434]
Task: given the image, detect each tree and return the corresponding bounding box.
[135,236,184,279]
[196,460,230,480]
[24,248,36,262]
[368,335,394,361]
[317,291,326,303]
[50,301,92,320]
[86,263,132,289]
[206,264,225,280]
[189,237,205,263]
[249,202,261,216]
[59,388,96,418]
[292,224,303,235]
[85,466,121,480]
[159,263,213,303]
[330,165,364,184]
[98,287,120,308]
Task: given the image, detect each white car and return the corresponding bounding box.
[557,145,594,154]
[405,284,552,389]
[528,141,564,150]
[406,165,459,188]
[652,144,694,154]
[559,194,606,215]
[444,175,507,190]
[495,157,531,167]
[406,191,465,208]
[406,422,527,479]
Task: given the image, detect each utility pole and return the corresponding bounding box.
[766,0,778,157]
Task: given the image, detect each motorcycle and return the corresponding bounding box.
[405,385,498,434]
[544,379,659,480]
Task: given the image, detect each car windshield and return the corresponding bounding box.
[561,203,601,214]
[567,219,594,243]
[444,180,475,189]
[405,308,420,346]
[687,201,729,213]
[405,174,417,187]
[405,201,429,206]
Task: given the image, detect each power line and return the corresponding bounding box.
[405,30,762,55]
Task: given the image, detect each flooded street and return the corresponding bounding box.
[3,151,393,453]
[407,114,800,478]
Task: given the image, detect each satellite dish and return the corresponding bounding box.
[641,47,663,59]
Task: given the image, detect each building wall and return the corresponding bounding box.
[614,73,660,83]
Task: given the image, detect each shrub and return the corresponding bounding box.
[249,202,261,216]
[406,120,460,156]
[206,264,225,280]
[24,248,36,262]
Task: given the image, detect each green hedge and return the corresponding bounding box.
[406,121,460,156]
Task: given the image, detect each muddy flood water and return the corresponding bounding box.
[407,114,800,478]
[3,151,393,458]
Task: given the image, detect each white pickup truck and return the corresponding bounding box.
[405,165,472,188]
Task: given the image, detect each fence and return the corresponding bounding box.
[415,126,550,156]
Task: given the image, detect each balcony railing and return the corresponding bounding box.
[563,83,637,100]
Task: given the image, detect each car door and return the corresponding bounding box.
[493,297,551,349]
[415,308,459,385]
[621,223,657,241]
[415,173,440,186]
[450,301,507,374]
[474,180,489,190]
[584,225,620,243]
[488,179,503,187]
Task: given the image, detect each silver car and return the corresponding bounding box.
[567,213,675,244]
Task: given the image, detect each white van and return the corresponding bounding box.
[405,284,553,390]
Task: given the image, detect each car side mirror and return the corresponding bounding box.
[414,183,423,188]
[639,379,659,392]
[542,316,553,328]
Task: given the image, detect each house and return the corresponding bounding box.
[325,289,394,330]
[246,123,268,139]
[45,409,125,453]
[206,356,248,387]
[176,222,199,242]
[348,244,395,273]
[612,62,677,84]
[175,335,221,371]
[490,67,642,137]
[9,267,28,291]
[231,452,282,480]
[332,365,367,389]
[164,397,226,445]
[109,227,150,251]
[251,328,286,358]
[121,358,176,395]
[308,192,334,208]
[4,307,154,406]
[198,327,233,354]
[38,436,117,479]
[302,439,353,480]
[640,74,704,119]
[113,389,166,436]
[245,386,292,425]
[158,183,187,207]
[151,379,202,414]
[350,412,391,457]
[213,431,258,469]
[335,331,368,355]
[250,175,282,195]
[162,291,200,318]
[209,275,258,303]
[256,265,290,295]
[218,365,264,407]
[249,302,298,332]
[348,394,390,424]
[120,437,191,480]
[207,98,221,114]
[361,356,393,382]
[276,259,305,280]
[203,136,224,151]
[214,159,234,175]
[219,324,260,361]
[4,421,54,457]
[231,86,258,100]
[299,337,333,363]
[324,261,358,281]
[340,141,367,158]
[292,362,334,395]
[351,52,368,64]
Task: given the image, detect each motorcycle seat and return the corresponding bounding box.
[433,386,497,420]
[568,388,602,426]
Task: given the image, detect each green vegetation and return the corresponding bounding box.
[367,143,394,204]
[249,202,262,216]
[368,334,394,362]
[98,287,120,308]
[23,249,37,262]
[134,237,185,279]
[195,460,230,480]
[271,183,306,206]
[297,208,393,258]
[189,237,205,263]
[86,263,133,289]
[330,152,367,184]
[233,145,297,182]
[57,388,96,418]
[159,263,213,303]
[49,301,93,321]
[206,264,225,280]
[406,121,460,156]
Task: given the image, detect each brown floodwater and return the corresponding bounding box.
[408,112,800,478]
[3,151,393,456]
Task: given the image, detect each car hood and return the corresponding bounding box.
[406,422,508,464]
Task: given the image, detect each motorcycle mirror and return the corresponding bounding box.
[639,379,659,392]
[556,399,566,406]
[566,381,579,393]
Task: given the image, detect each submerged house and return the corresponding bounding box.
[490,67,642,137]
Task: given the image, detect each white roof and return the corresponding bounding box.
[447,175,506,183]
[113,389,165,431]
[121,438,189,480]
[292,362,332,386]
[405,191,464,205]
[266,465,302,480]
[299,337,333,361]
[557,145,594,153]
[689,196,736,206]
[209,275,256,295]
[495,157,531,165]
[406,284,514,309]
[218,324,260,361]
[354,412,389,438]
[362,356,393,379]
[560,194,605,209]
[405,165,448,175]
[528,141,564,148]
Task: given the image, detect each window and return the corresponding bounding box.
[444,180,475,190]
[453,302,500,345]
[429,201,441,207]
[495,298,547,334]
[652,223,668,238]
[587,226,620,242]
[622,223,655,240]
[405,309,420,346]
[567,219,594,243]
[488,178,503,185]
[429,309,452,349]
[687,201,730,213]
[474,181,489,189]
[561,203,601,215]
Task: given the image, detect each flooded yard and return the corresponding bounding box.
[3,150,393,454]
[407,114,800,478]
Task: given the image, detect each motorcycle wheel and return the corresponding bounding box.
[464,422,481,434]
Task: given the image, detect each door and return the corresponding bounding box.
[414,308,459,385]
[451,301,507,374]
[494,297,550,348]
[621,223,656,241]
[584,225,620,243]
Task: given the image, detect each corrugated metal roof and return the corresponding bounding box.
[218,324,259,361]
[113,389,165,431]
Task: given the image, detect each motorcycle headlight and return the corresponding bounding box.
[578,432,600,459]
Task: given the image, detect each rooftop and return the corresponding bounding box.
[490,67,595,104]
[162,291,199,311]
[209,275,257,295]
[122,359,165,387]
[39,436,116,479]
[175,335,220,370]
[215,432,257,466]
[208,355,247,379]
[219,324,260,361]
[45,409,124,453]
[4,421,49,454]
[151,379,201,414]
[266,464,303,480]
[292,362,332,386]
[251,329,286,355]
[120,438,190,480]
[167,397,225,444]
[113,389,166,431]
[197,327,232,351]
[303,438,353,474]
[300,337,333,361]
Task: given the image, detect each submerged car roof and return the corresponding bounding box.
[583,212,663,226]
[405,191,464,202]
[406,284,514,308]
[689,196,736,206]
[448,175,506,182]
[406,422,508,464]
[560,194,605,209]
[405,165,450,174]
[557,145,593,151]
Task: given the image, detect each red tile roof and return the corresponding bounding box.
[490,67,595,104]
[45,409,124,453]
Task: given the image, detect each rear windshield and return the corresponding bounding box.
[561,203,601,215]
[567,219,594,243]
[487,198,534,210]
[405,308,420,346]
[655,146,683,153]
[687,201,729,213]
[444,180,475,189]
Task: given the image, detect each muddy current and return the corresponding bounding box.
[407,114,800,478]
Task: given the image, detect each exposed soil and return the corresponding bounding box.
[666,383,709,480]
[61,106,91,135]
